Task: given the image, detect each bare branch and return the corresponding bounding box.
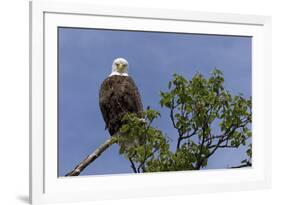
[170,98,178,130]
[65,137,117,176]
[129,157,138,173]
[182,128,198,140]
[231,161,252,168]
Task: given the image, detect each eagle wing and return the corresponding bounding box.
[124,76,143,113]
[99,75,143,136]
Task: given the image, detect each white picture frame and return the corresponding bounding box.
[30,1,272,204]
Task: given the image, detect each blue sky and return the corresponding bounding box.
[58,27,252,176]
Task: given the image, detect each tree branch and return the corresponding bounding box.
[137,147,159,173]
[65,137,117,176]
[195,127,207,169]
[181,128,198,140]
[129,157,138,173]
[170,99,177,130]
[231,161,252,168]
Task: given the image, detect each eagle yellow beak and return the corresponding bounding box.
[117,64,125,72]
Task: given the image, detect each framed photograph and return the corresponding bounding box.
[30,1,271,204]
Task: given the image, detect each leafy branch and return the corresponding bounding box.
[120,69,252,172]
[158,69,252,170]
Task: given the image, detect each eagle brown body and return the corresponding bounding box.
[99,75,143,136]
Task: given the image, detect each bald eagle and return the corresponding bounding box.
[99,58,143,136]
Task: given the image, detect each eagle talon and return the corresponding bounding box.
[139,118,146,123]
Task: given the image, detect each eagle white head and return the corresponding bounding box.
[109,58,129,77]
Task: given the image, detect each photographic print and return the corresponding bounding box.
[58,27,252,177]
[30,3,271,203]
